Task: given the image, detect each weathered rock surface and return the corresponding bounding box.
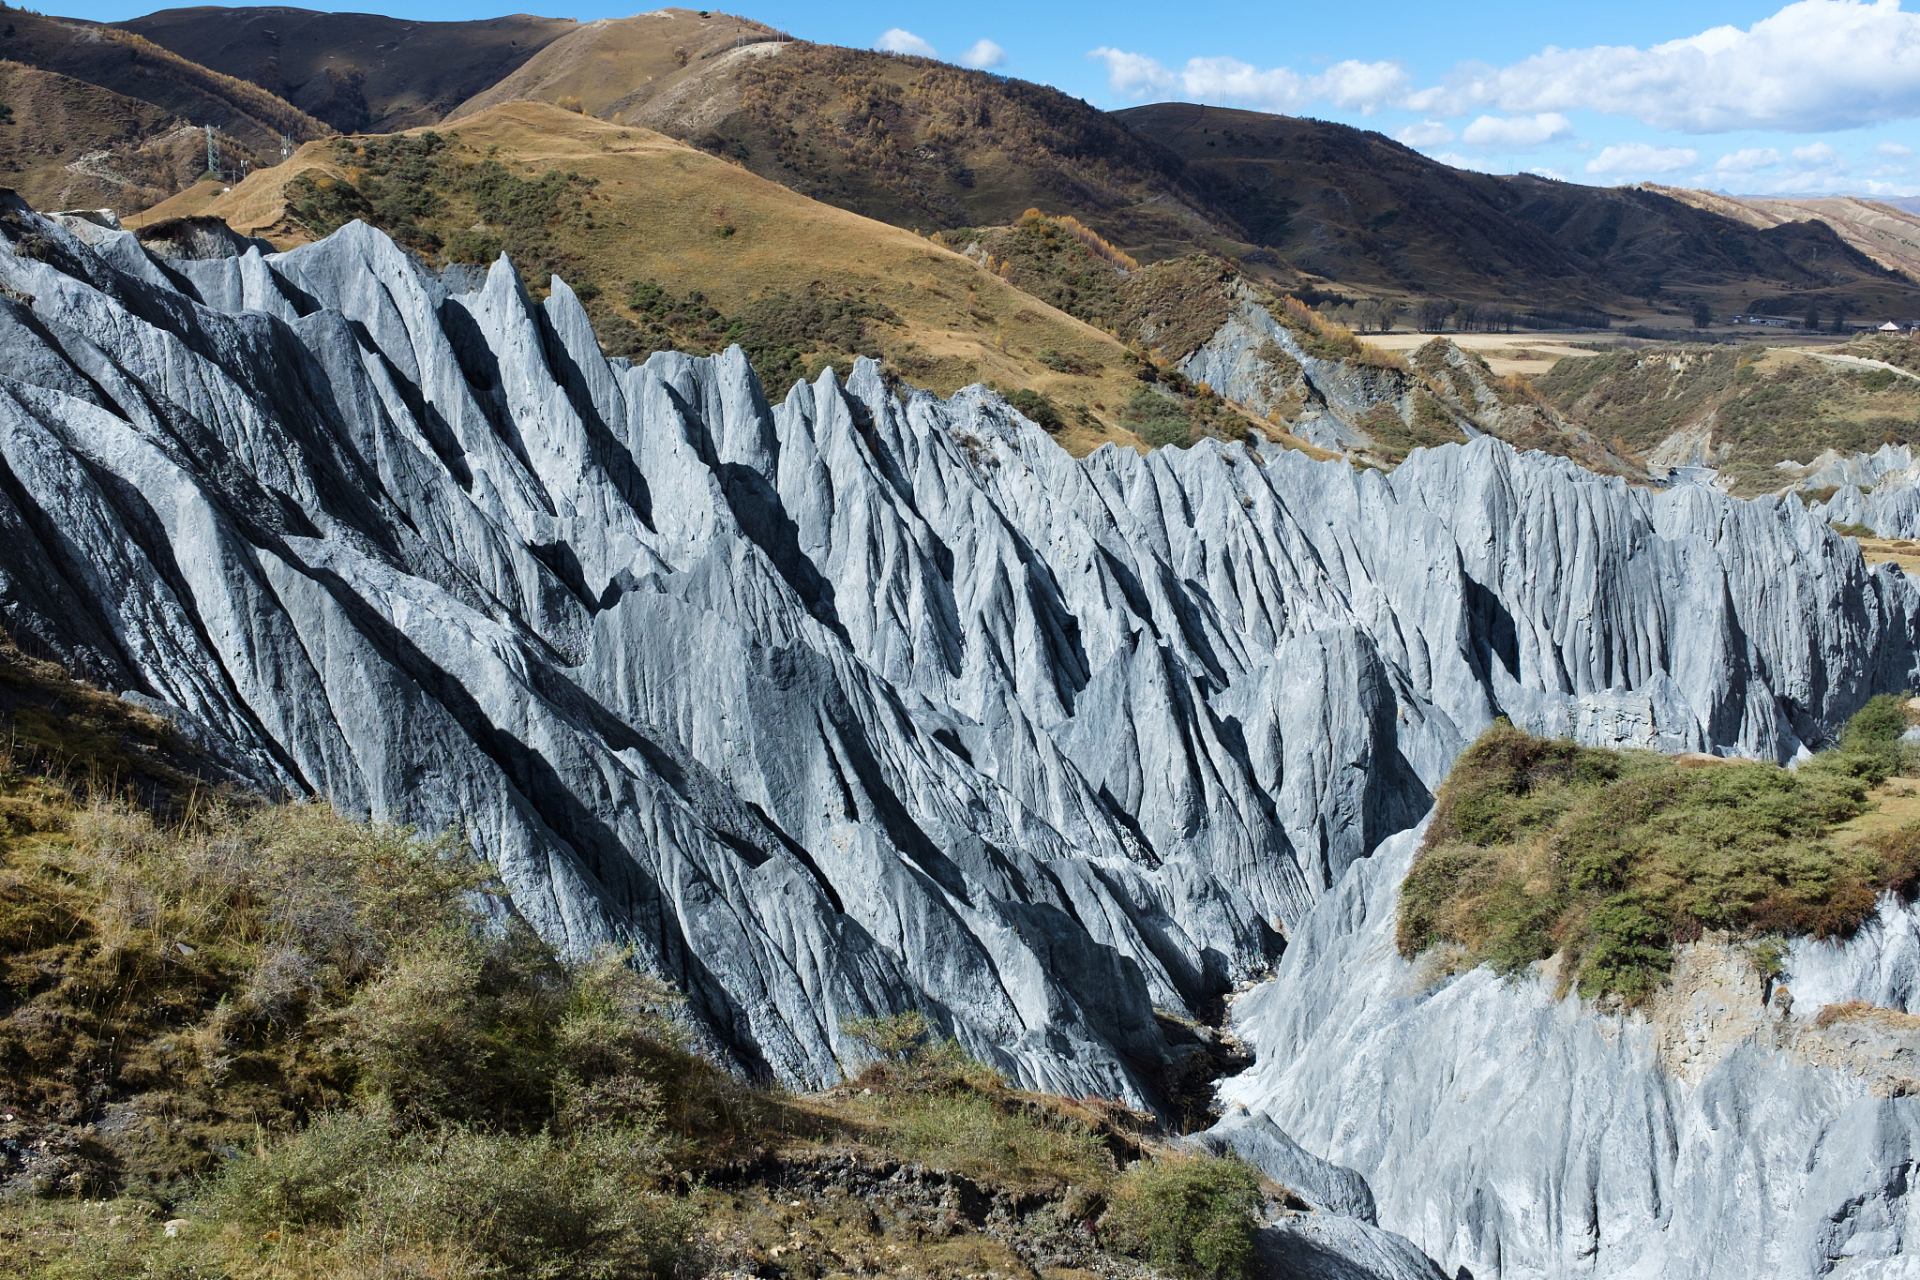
[1255,1215,1450,1280]
[0,200,1914,1105]
[1222,819,1920,1278]
[1790,443,1920,538]
[1179,288,1634,476]
[1181,1108,1376,1223]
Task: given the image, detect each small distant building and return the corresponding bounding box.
[1881,321,1903,333]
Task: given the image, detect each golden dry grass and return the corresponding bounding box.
[134,102,1319,457]
[446,8,777,127]
[1857,537,1920,577]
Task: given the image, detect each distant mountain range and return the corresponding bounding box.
[0,3,1902,325]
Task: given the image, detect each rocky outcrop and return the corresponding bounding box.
[1221,820,1920,1279]
[0,200,1913,1103]
[1786,443,1920,538]
[1180,291,1637,476]
[1177,284,1419,453]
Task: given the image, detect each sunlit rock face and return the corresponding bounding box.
[0,200,1911,1105]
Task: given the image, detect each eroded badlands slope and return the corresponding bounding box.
[0,201,1913,1103]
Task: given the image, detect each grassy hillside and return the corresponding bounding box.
[137,102,1313,456]
[449,7,784,129]
[1399,708,1920,1004]
[0,61,223,212]
[443,16,1248,274]
[0,636,1276,1279]
[0,7,328,161]
[117,6,578,134]
[1117,103,1920,323]
[1649,186,1920,292]
[1534,338,1920,492]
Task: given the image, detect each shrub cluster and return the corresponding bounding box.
[1105,1154,1263,1280]
[613,278,899,389]
[1398,700,1920,1002]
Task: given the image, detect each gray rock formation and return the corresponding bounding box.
[1256,1215,1449,1280]
[1223,819,1920,1278]
[1182,1108,1376,1223]
[1785,443,1920,538]
[0,199,1913,1104]
[1178,287,1632,476]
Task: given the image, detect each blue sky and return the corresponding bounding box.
[60,0,1920,196]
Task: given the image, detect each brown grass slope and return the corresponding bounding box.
[1535,336,1920,493]
[449,7,778,126]
[138,101,1302,455]
[116,5,578,135]
[439,18,1919,324]
[445,15,1256,274]
[0,61,222,211]
[0,6,328,159]
[1118,102,1920,322]
[1648,185,1920,294]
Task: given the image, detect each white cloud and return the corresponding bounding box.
[874,28,936,58]
[1459,112,1572,149]
[1088,47,1176,97]
[1176,56,1314,110]
[1585,143,1700,175]
[1397,120,1456,147]
[958,39,1006,71]
[1088,48,1408,114]
[1526,166,1570,181]
[1716,147,1781,172]
[1792,141,1844,165]
[1415,0,1920,133]
[1881,142,1916,156]
[1091,2,1920,138]
[1316,59,1414,113]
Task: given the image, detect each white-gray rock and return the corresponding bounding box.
[1223,819,1920,1279]
[0,200,1913,1110]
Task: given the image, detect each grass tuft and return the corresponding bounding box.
[1398,701,1920,1003]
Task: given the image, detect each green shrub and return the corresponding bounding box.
[843,1010,1005,1095]
[359,1127,693,1280]
[1105,1155,1262,1280]
[197,1123,693,1279]
[1398,710,1920,1002]
[1003,387,1066,433]
[1126,388,1196,447]
[196,1110,394,1229]
[843,1010,933,1062]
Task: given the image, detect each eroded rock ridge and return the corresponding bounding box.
[0,202,1912,1102]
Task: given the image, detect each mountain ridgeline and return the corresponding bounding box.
[0,4,1895,321]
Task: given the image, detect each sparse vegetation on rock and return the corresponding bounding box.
[1398,705,1920,1003]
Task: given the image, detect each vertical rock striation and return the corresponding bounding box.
[1221,820,1920,1279]
[0,201,1912,1101]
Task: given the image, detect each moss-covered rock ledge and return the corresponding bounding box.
[1397,698,1920,1003]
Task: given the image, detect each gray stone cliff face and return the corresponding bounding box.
[1222,819,1920,1278]
[1788,443,1920,538]
[0,201,1914,1105]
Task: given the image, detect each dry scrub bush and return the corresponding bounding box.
[1104,1154,1262,1280]
[840,1012,1113,1189]
[1398,700,1920,1002]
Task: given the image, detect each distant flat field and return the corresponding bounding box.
[1859,537,1920,576]
[1364,331,1608,377]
